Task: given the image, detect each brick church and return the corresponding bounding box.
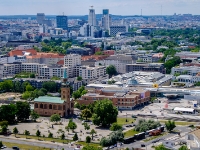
[34,70,74,117]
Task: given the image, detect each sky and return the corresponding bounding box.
[0,0,200,16]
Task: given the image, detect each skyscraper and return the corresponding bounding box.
[37,13,45,24]
[101,9,111,30]
[88,8,96,26]
[56,15,68,30]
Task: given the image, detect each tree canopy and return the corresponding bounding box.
[165,120,176,132]
[92,99,118,127]
[16,101,31,121]
[106,65,117,78]
[81,108,92,120]
[50,114,61,123]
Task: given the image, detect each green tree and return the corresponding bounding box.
[50,114,61,123]
[81,108,92,120]
[155,144,170,150]
[36,130,41,140]
[165,120,176,132]
[26,84,34,91]
[24,130,30,139]
[30,110,40,121]
[42,81,57,92]
[60,133,65,143]
[30,73,35,78]
[77,76,82,81]
[67,119,77,132]
[86,136,91,143]
[0,121,8,127]
[62,42,72,49]
[72,91,81,99]
[1,125,7,134]
[0,104,17,123]
[13,127,19,137]
[22,91,31,100]
[16,101,31,121]
[90,129,97,140]
[40,88,48,95]
[93,99,118,127]
[0,80,14,92]
[179,145,189,150]
[83,123,90,131]
[48,132,53,138]
[14,81,22,93]
[106,65,117,78]
[100,130,124,147]
[73,133,78,141]
[164,56,182,74]
[110,123,122,131]
[0,141,3,147]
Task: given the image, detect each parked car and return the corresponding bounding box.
[12,146,19,150]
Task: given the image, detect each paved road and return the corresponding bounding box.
[0,137,75,150]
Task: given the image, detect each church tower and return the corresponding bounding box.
[61,69,73,116]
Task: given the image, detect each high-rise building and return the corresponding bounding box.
[56,15,68,30]
[101,9,111,30]
[37,13,45,24]
[88,8,96,26]
[109,26,127,37]
[80,23,95,37]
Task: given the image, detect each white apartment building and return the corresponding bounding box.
[64,54,81,67]
[79,66,106,79]
[39,66,70,78]
[176,75,200,83]
[171,66,200,76]
[21,63,46,73]
[1,63,21,77]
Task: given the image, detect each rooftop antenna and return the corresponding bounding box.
[141,9,142,16]
[161,5,162,16]
[63,12,64,16]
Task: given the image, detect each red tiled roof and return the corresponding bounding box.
[8,49,37,57]
[57,60,64,65]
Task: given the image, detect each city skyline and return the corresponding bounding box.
[0,0,200,16]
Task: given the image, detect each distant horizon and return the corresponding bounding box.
[0,0,200,16]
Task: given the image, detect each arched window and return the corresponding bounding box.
[44,104,47,109]
[53,105,57,110]
[58,105,62,110]
[49,104,52,109]
[40,104,43,108]
[35,103,38,108]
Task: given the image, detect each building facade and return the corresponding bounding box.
[56,16,68,30]
[88,9,96,26]
[109,26,127,36]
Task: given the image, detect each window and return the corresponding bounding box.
[49,104,52,109]
[35,103,38,108]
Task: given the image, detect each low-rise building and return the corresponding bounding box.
[77,87,150,110]
[126,63,166,74]
[79,66,106,80]
[171,66,200,76]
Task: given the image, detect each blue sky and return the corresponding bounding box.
[0,0,200,15]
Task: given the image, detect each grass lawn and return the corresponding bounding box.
[77,141,101,148]
[117,118,135,126]
[2,141,51,150]
[160,120,197,126]
[124,129,139,138]
[143,132,167,142]
[15,134,101,147]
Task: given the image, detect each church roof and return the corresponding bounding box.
[34,96,64,104]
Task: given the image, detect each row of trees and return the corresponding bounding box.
[135,119,161,132]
